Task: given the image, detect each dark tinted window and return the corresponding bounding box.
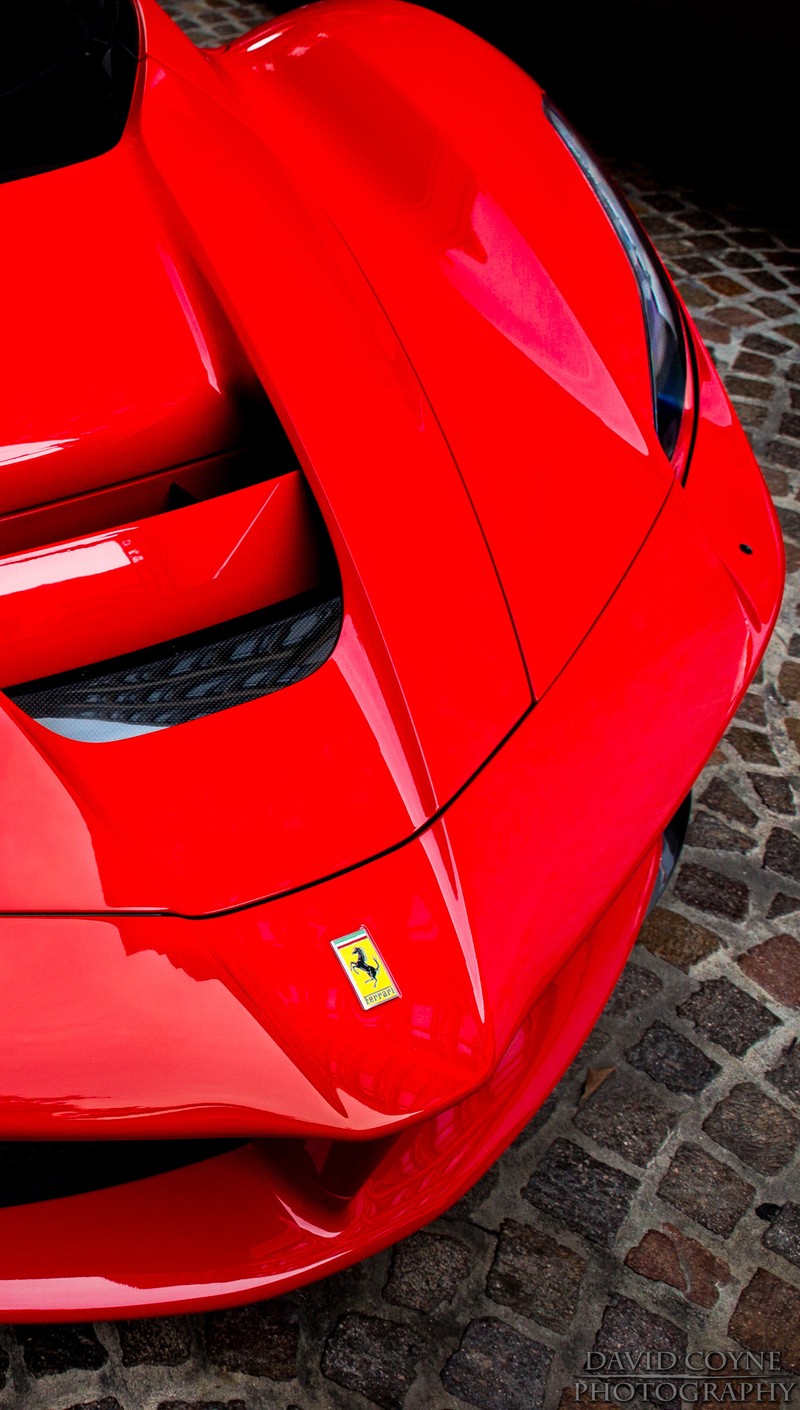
[0,0,139,184]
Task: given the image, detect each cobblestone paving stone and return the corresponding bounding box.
[2,3,799,1408]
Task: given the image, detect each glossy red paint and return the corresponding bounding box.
[0,0,784,1318]
[0,5,531,912]
[0,471,324,684]
[0,842,660,1319]
[217,4,675,697]
[0,140,255,515]
[0,352,781,1141]
[0,395,782,1310]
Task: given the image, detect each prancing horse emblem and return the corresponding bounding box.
[350,944,380,988]
[331,927,401,1009]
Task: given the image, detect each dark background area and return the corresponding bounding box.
[425,0,798,222]
[8,0,797,218]
[265,0,798,223]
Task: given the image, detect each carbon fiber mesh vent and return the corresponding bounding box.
[5,589,342,742]
[0,1139,244,1208]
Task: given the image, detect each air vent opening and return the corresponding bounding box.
[0,393,300,558]
[0,401,343,741]
[6,585,343,741]
[1,449,262,558]
[0,1132,390,1211]
[0,1138,245,1208]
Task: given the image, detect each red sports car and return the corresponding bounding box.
[0,0,783,1318]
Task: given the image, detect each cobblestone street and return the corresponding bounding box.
[1,3,798,1407]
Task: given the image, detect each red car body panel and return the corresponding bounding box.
[217,3,677,698]
[0,138,252,515]
[0,45,532,912]
[0,843,660,1319]
[0,0,784,1317]
[0,406,779,1140]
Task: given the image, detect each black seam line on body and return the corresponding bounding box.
[1,442,247,523]
[328,220,535,703]
[538,478,674,699]
[129,82,533,703]
[0,700,535,922]
[0,474,678,923]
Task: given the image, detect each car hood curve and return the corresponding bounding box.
[0,0,673,916]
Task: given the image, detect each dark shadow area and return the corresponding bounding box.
[264,0,797,227]
[419,0,798,228]
[0,0,139,184]
[0,1139,243,1207]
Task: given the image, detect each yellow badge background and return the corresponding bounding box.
[331,929,400,1009]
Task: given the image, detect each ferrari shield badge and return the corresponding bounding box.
[331,928,400,1009]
